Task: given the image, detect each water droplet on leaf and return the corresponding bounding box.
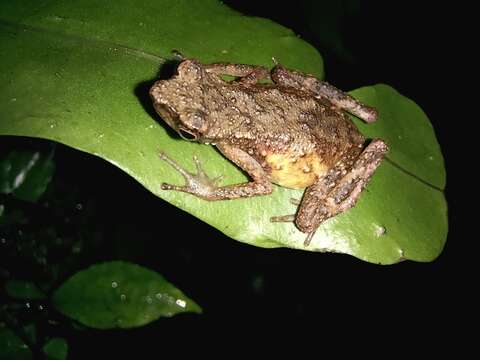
[374,225,387,237]
[175,299,186,308]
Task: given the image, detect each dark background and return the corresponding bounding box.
[2,0,457,354]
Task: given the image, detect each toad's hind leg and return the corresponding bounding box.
[294,139,388,246]
[271,65,378,123]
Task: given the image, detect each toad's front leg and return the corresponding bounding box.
[159,143,272,200]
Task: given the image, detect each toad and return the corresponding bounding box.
[150,58,388,246]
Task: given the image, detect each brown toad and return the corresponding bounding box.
[150,58,388,246]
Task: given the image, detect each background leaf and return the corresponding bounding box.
[42,338,68,360]
[0,0,446,263]
[302,0,359,63]
[4,280,46,300]
[0,327,68,360]
[0,327,32,360]
[0,150,54,202]
[52,261,201,329]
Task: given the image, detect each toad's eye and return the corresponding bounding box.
[184,109,207,132]
[178,127,198,141]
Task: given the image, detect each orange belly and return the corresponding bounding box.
[265,152,328,189]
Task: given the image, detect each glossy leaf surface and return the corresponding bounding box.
[52,261,201,329]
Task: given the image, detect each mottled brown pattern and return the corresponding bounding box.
[150,59,388,246]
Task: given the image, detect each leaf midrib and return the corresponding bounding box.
[384,157,443,192]
[0,19,166,64]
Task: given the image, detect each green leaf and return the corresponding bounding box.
[0,327,67,360]
[0,327,32,360]
[4,280,46,300]
[0,150,54,202]
[42,338,68,360]
[350,85,445,189]
[52,261,201,329]
[0,0,446,264]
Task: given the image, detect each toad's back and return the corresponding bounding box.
[203,82,365,188]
